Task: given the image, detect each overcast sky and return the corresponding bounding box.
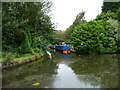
[50,0,104,30]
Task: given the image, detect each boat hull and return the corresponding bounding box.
[55,45,70,54]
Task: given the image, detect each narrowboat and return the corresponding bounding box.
[55,45,71,54]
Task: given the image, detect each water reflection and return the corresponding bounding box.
[2,58,57,88]
[2,53,118,88]
[61,54,70,59]
[53,62,101,88]
[70,54,118,88]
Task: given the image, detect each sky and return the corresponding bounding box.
[50,0,104,31]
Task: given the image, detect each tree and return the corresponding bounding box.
[117,7,120,21]
[65,11,86,39]
[102,1,120,13]
[2,2,54,54]
[73,11,86,26]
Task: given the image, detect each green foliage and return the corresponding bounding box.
[117,7,120,21]
[70,20,108,54]
[2,2,55,64]
[106,19,119,52]
[102,1,120,13]
[2,2,54,51]
[19,28,34,54]
[68,2,120,54]
[70,12,120,54]
[96,11,117,21]
[2,52,16,64]
[117,8,120,52]
[54,30,67,42]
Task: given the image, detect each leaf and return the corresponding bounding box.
[32,82,40,86]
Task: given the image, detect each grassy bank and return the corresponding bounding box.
[2,2,55,69]
[1,50,45,70]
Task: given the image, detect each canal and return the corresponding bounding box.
[2,52,118,88]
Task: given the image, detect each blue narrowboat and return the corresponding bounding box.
[55,45,71,54]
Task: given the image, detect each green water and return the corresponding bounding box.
[2,52,118,88]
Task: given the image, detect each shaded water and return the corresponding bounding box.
[2,52,118,88]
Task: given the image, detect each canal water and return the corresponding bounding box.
[2,52,118,88]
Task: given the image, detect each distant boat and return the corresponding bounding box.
[55,45,71,54]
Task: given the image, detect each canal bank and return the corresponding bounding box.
[2,52,119,88]
[2,52,45,70]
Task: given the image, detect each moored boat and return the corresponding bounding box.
[55,45,71,54]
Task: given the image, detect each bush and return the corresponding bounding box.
[70,20,109,54]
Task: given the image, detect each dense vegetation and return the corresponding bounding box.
[102,1,120,13]
[2,1,55,64]
[2,1,120,65]
[53,30,68,44]
[66,1,120,54]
